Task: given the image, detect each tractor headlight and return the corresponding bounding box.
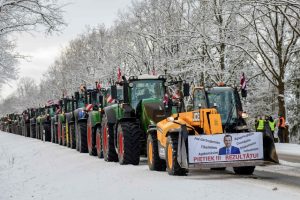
[241,112,249,119]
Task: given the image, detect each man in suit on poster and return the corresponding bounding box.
[219,135,240,155]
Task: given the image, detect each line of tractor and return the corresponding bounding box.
[0,73,279,176]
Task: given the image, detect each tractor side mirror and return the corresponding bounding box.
[183,83,190,97]
[63,98,67,113]
[99,95,104,109]
[111,85,117,100]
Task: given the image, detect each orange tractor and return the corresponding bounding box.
[147,86,279,175]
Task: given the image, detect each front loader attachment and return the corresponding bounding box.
[263,130,279,163]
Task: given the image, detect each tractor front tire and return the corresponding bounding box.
[96,127,103,158]
[44,124,51,142]
[88,126,97,156]
[166,135,188,176]
[78,122,88,153]
[102,116,118,162]
[117,122,141,165]
[147,133,166,171]
[69,123,76,149]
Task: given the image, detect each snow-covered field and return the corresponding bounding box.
[1,131,300,200]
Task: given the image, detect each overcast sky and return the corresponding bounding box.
[1,0,132,98]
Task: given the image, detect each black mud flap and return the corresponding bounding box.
[263,129,279,163]
[177,125,189,169]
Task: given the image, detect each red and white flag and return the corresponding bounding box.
[107,94,113,103]
[152,67,156,75]
[117,67,121,82]
[240,73,247,90]
[97,82,102,89]
[86,104,93,111]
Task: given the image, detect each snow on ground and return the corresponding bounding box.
[1,131,300,200]
[275,143,300,156]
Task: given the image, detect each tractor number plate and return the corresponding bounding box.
[193,112,200,122]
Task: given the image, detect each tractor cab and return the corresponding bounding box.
[192,86,247,132]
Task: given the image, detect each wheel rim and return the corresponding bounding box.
[148,141,153,164]
[167,144,173,169]
[118,131,124,157]
[103,124,108,153]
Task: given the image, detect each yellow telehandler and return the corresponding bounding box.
[147,86,279,175]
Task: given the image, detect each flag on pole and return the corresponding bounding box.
[117,67,121,82]
[97,82,101,89]
[240,72,247,97]
[152,66,156,75]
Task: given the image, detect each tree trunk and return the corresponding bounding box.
[277,81,289,142]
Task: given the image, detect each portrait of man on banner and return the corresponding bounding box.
[219,135,241,155]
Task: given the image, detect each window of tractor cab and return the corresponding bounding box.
[206,88,237,124]
[129,79,165,108]
[78,94,85,108]
[90,92,99,105]
[66,101,73,112]
[193,89,207,110]
[48,107,55,116]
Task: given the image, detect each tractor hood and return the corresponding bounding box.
[142,98,166,124]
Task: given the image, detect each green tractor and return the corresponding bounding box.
[60,97,76,147]
[101,74,181,165]
[86,87,106,156]
[73,85,102,153]
[36,103,58,142]
[29,108,38,138]
[51,103,60,143]
[36,107,45,140]
[21,109,30,137]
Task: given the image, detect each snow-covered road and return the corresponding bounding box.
[0,132,300,200]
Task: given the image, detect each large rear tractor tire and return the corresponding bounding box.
[78,122,88,153]
[96,127,103,158]
[117,122,141,165]
[233,166,255,175]
[87,125,97,156]
[102,116,118,162]
[166,135,188,176]
[147,133,166,171]
[44,124,51,142]
[69,123,76,149]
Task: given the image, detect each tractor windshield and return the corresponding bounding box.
[206,88,237,125]
[130,79,164,108]
[193,88,208,109]
[66,100,73,112]
[78,94,85,108]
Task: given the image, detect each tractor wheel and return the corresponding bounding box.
[233,166,255,175]
[78,122,88,153]
[58,122,62,145]
[88,126,97,156]
[44,124,51,142]
[117,122,141,165]
[40,124,44,141]
[166,135,188,176]
[26,124,30,137]
[62,125,66,146]
[69,123,76,149]
[102,116,118,162]
[76,123,80,151]
[96,127,103,158]
[54,125,58,144]
[147,133,166,171]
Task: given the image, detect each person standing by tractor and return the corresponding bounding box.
[268,116,276,139]
[256,116,265,132]
[277,114,286,143]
